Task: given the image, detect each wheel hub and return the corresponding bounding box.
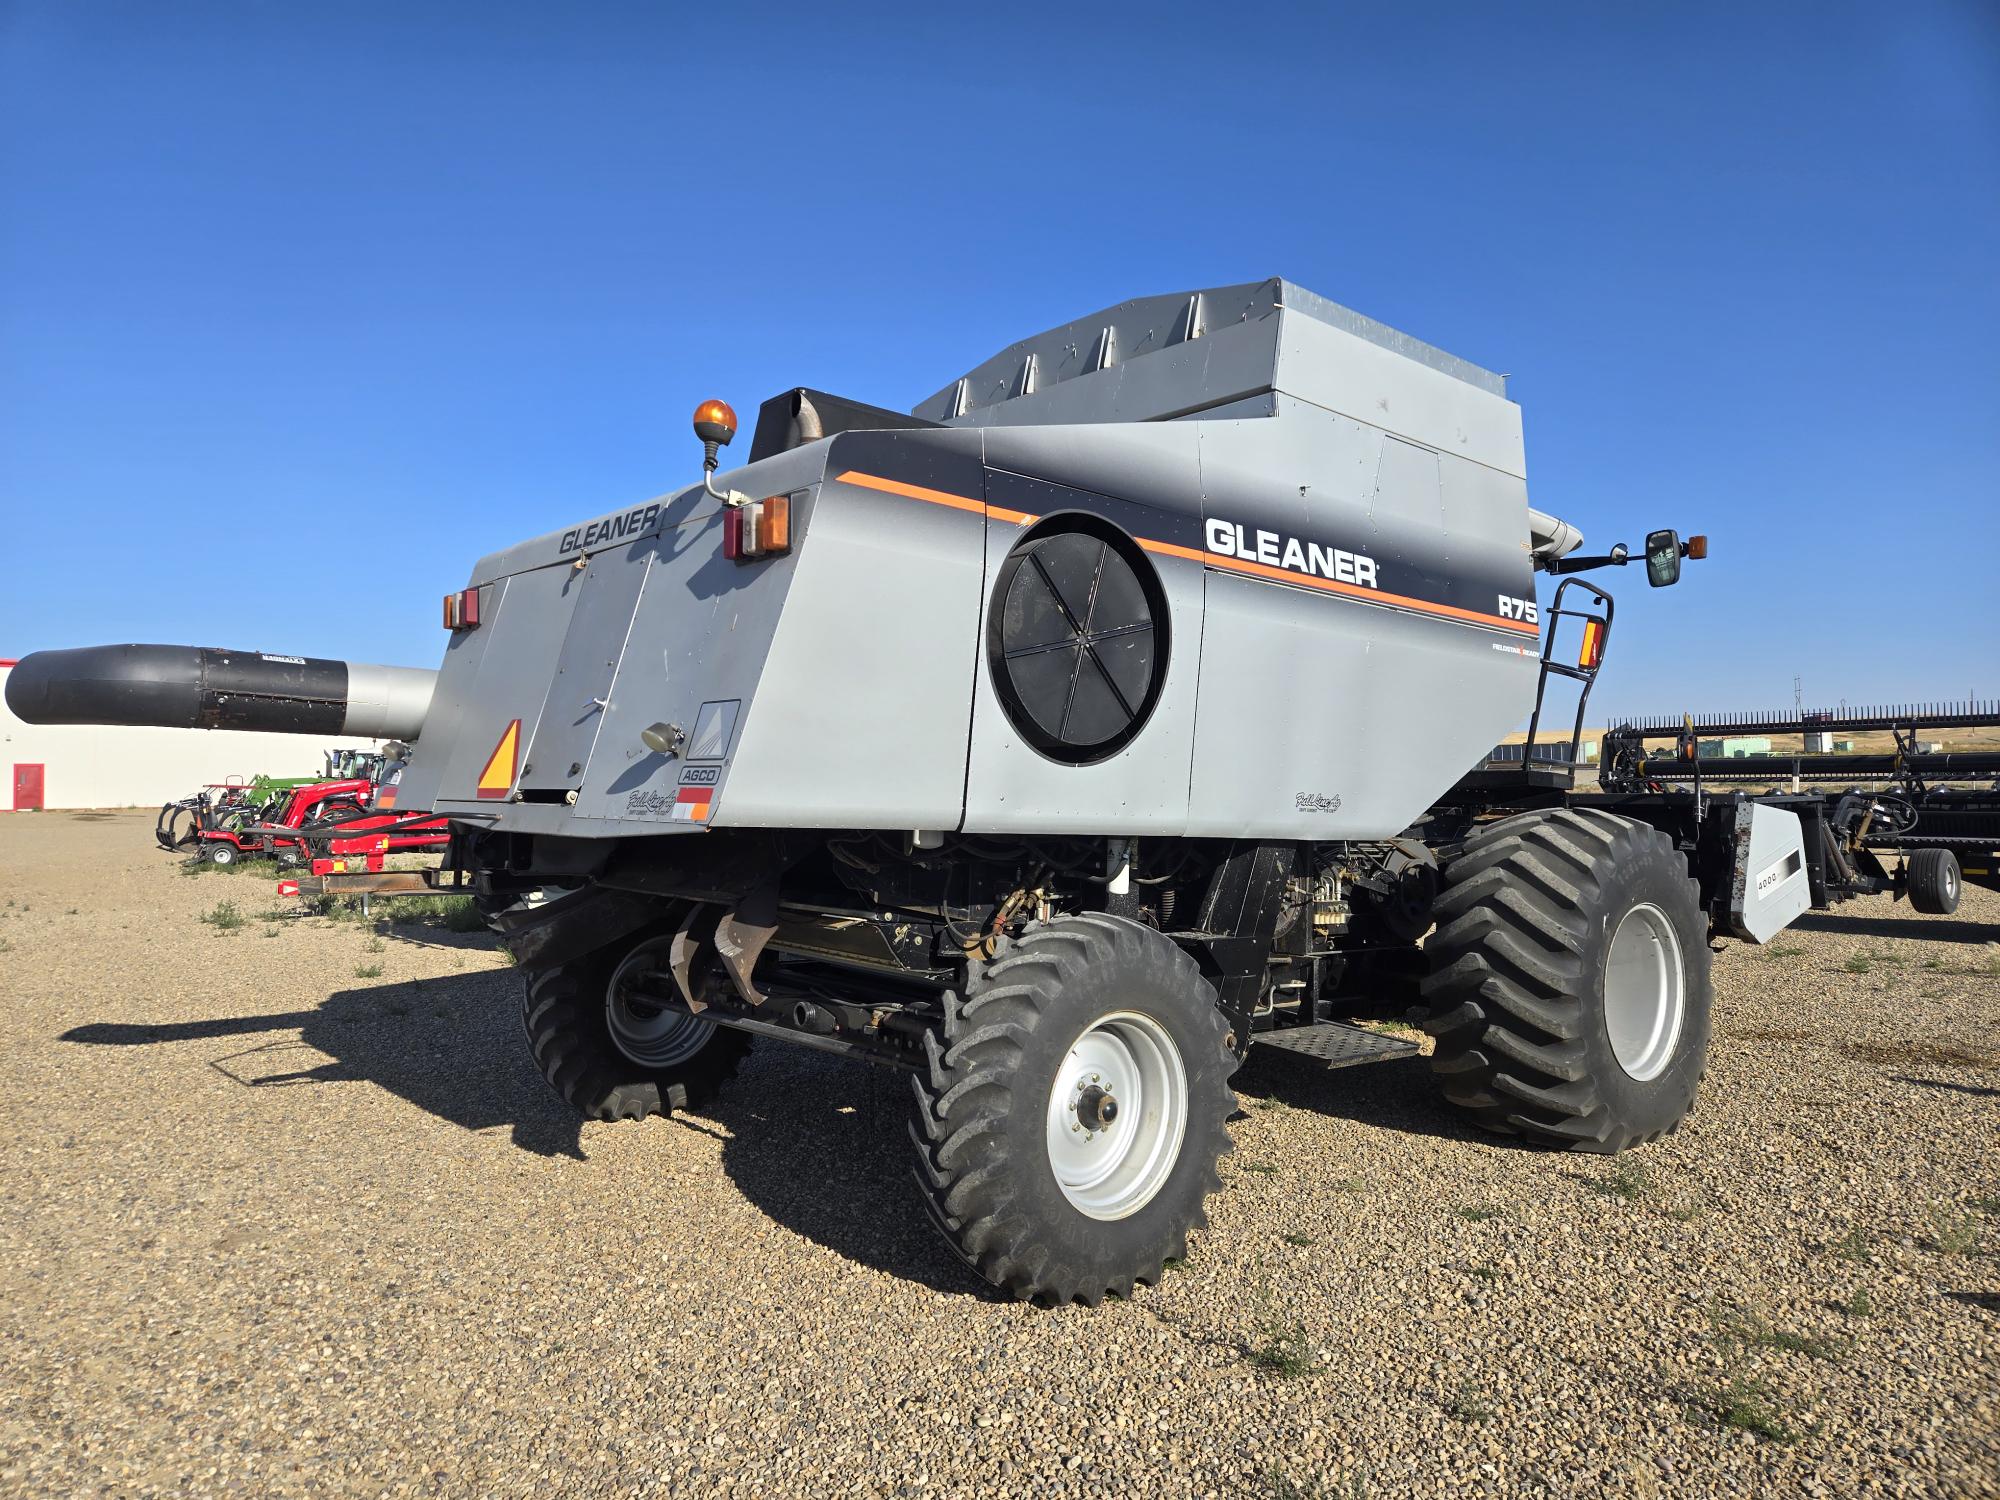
[1603,901,1686,1082]
[1075,1083,1119,1132]
[1044,1011,1188,1221]
[605,938,716,1069]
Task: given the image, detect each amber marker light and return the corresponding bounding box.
[693,399,737,454]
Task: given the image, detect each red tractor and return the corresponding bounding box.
[189,746,447,867]
[195,774,381,865]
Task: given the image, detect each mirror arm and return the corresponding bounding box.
[1547,552,1630,576]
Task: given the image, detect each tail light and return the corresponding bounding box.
[1578,618,1605,670]
[722,496,792,562]
[442,587,482,630]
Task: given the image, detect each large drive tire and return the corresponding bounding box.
[1906,848,1961,916]
[910,914,1237,1306]
[522,928,750,1121]
[1421,808,1712,1154]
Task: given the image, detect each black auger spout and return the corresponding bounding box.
[4,645,435,742]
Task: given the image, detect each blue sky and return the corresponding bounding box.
[3,2,1995,724]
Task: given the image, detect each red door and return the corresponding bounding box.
[12,764,44,811]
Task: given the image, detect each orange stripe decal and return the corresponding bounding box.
[835,469,987,515]
[1144,538,1539,635]
[833,468,1537,637]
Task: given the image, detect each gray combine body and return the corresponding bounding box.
[398,279,1541,843]
[19,279,1857,1308]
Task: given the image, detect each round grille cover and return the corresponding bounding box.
[988,521,1168,763]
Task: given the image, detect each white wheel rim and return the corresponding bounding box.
[605,940,714,1068]
[1603,902,1685,1082]
[1044,1010,1187,1221]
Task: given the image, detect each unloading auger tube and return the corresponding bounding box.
[4,644,435,742]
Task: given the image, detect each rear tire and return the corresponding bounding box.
[1421,808,1711,1153]
[909,914,1236,1305]
[522,928,749,1121]
[206,841,239,867]
[1906,848,1961,916]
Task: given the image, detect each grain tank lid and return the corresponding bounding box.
[912,277,1507,424]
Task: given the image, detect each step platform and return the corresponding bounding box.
[1251,1021,1422,1069]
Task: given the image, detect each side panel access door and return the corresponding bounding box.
[516,540,654,794]
[427,562,597,806]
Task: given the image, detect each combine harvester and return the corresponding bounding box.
[14,277,1886,1303]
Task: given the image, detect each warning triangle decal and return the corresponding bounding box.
[475,720,522,800]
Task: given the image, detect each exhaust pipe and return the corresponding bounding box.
[4,645,435,743]
[792,1001,838,1034]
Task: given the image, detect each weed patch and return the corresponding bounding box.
[1455,1205,1504,1222]
[1247,1320,1318,1379]
[201,901,246,932]
[1442,1381,1495,1423]
[1711,1305,1848,1362]
[1593,1162,1649,1201]
[353,963,384,979]
[1930,1206,1980,1256]
[1689,1377,1802,1443]
[1830,1227,1872,1264]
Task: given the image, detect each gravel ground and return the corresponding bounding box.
[0,809,1995,1499]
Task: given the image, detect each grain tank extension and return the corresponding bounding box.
[14,278,1835,1306]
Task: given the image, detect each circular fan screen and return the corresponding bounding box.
[989,523,1168,763]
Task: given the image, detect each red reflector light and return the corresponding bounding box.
[443,587,482,631]
[1579,619,1605,670]
[277,879,300,898]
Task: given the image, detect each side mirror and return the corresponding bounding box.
[1644,528,1682,588]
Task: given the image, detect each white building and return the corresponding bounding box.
[1,659,377,812]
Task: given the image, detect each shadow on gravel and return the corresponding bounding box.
[59,971,593,1158]
[701,1046,998,1300]
[57,977,999,1296]
[58,984,1517,1297]
[1229,1049,1496,1147]
[1788,913,1999,944]
[1892,1074,2000,1098]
